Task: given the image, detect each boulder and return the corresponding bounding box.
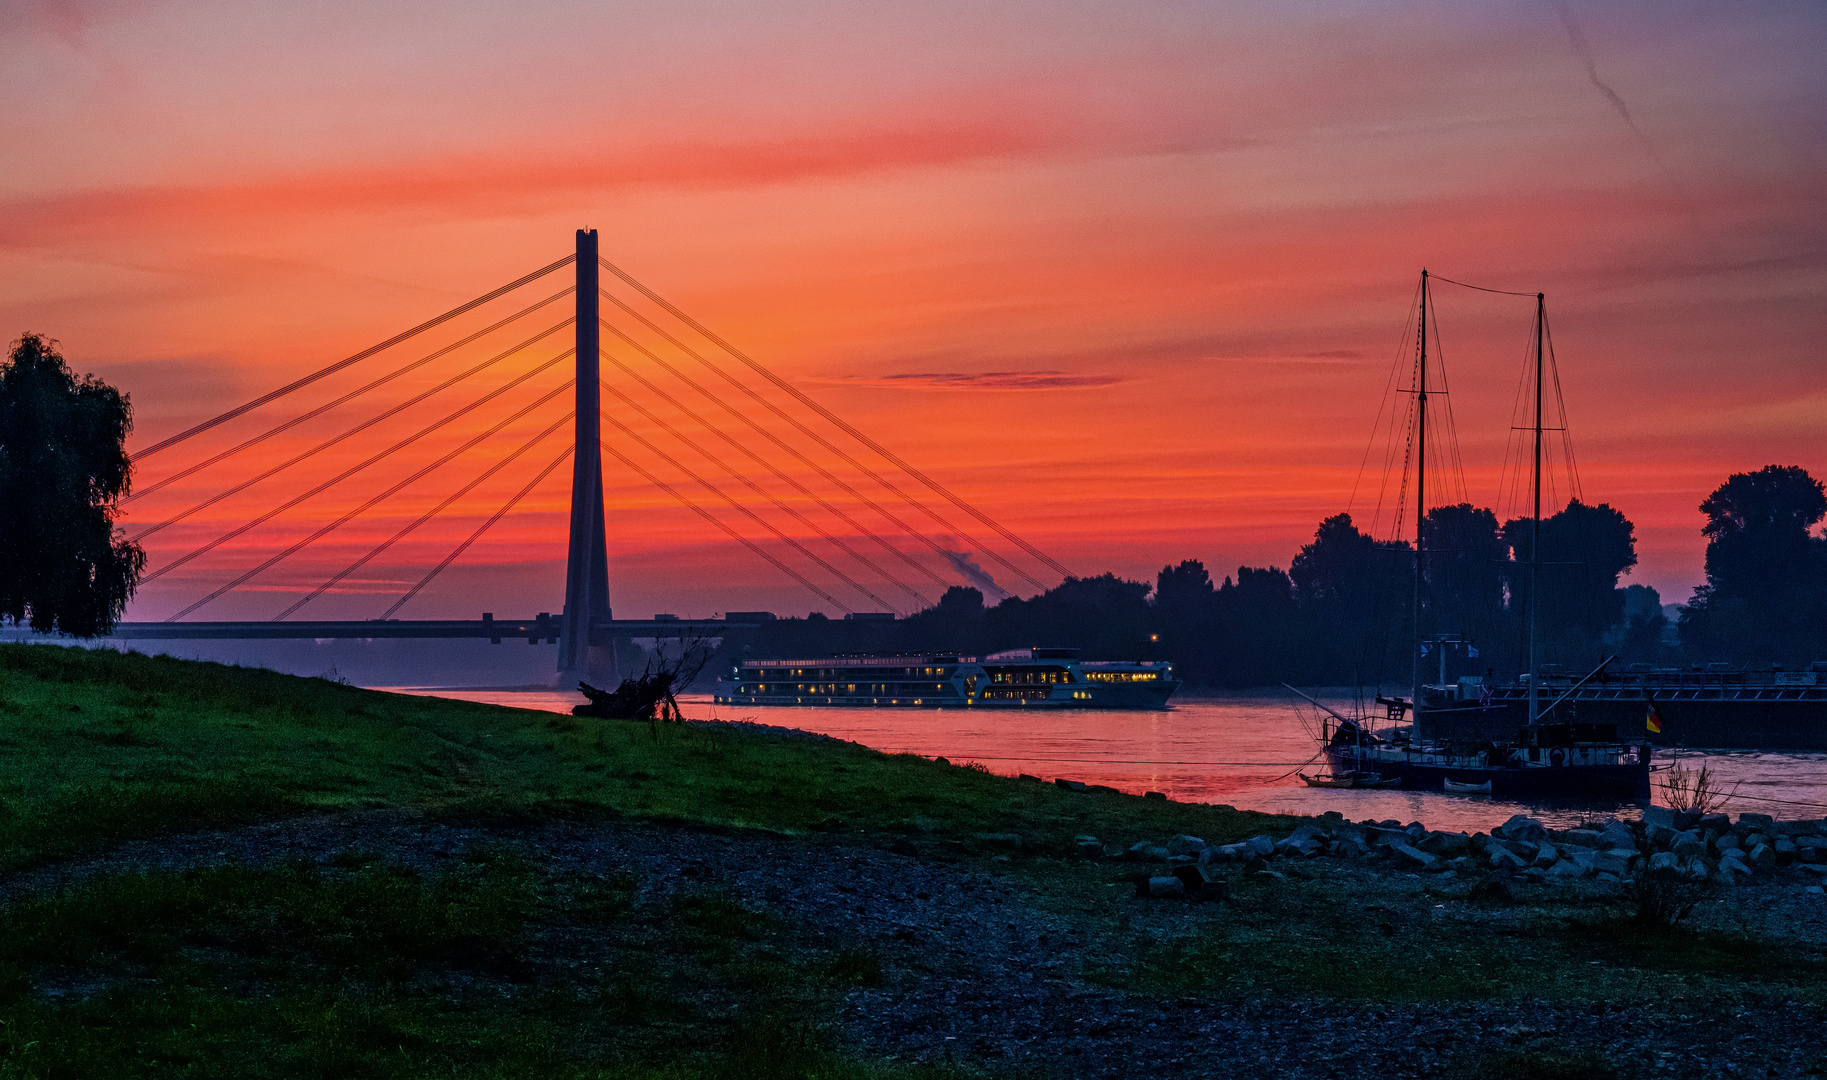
[1276,825,1326,857]
[976,832,1023,850]
[1242,834,1276,858]
[1600,823,1638,851]
[1641,804,1676,829]
[1557,829,1605,849]
[1547,860,1587,879]
[1488,846,1528,872]
[1673,810,1702,831]
[1748,844,1776,871]
[1672,836,1707,862]
[1332,838,1367,859]
[1532,842,1560,869]
[1143,875,1187,899]
[1590,852,1632,877]
[1166,834,1209,857]
[1775,838,1797,865]
[1389,842,1439,871]
[1055,778,1088,792]
[1365,826,1411,851]
[1496,838,1538,860]
[1699,813,1731,835]
[1495,815,1547,843]
[1647,851,1681,878]
[1418,831,1473,858]
[1738,812,1774,833]
[1645,822,1679,849]
[1076,840,1104,859]
[1171,865,1228,901]
[1127,841,1171,862]
[1719,846,1748,864]
[1716,856,1751,884]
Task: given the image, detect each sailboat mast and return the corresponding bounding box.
[1529,291,1544,723]
[1413,270,1429,702]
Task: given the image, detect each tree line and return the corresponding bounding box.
[722,466,1827,687]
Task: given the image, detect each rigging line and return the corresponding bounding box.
[136,254,576,458]
[128,287,574,505]
[595,290,1046,594]
[595,328,931,606]
[596,259,1069,584]
[145,352,571,593]
[598,439,849,612]
[1427,274,1539,299]
[170,381,578,622]
[598,374,908,613]
[599,393,861,613]
[132,319,574,543]
[1349,277,1422,522]
[278,410,574,621]
[597,313,954,595]
[381,443,575,620]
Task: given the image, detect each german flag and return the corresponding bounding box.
[1645,699,1665,735]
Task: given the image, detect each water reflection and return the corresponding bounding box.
[380,687,1827,833]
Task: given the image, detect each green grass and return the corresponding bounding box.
[0,642,1290,870]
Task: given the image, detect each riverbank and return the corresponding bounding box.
[2,643,1824,1077]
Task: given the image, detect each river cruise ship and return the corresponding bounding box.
[713,648,1180,709]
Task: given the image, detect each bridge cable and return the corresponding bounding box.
[599,256,1072,582]
[381,443,576,620]
[595,298,1035,591]
[146,351,571,593]
[280,410,575,621]
[599,376,901,613]
[594,439,850,613]
[598,314,951,595]
[600,385,860,613]
[598,341,928,609]
[166,381,577,621]
[597,287,1043,592]
[132,318,573,542]
[136,254,576,458]
[129,287,573,504]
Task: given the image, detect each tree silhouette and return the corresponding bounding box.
[1680,465,1827,664]
[0,334,145,636]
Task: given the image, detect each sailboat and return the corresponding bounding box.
[1296,271,1652,801]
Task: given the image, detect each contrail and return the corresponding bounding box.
[1549,0,1710,240]
[938,544,1011,601]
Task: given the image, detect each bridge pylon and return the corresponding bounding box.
[557,228,617,686]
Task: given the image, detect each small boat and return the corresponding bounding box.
[1443,778,1493,794]
[1300,771,1398,789]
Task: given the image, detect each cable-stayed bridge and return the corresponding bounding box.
[110,230,1071,682]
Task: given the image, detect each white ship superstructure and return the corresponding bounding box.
[714,648,1180,709]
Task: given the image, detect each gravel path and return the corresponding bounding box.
[3,809,1823,1078]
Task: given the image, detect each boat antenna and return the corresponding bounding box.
[1413,270,1429,707]
[1528,291,1545,726]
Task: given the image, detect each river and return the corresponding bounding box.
[379,687,1827,833]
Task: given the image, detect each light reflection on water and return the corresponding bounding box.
[379,687,1827,833]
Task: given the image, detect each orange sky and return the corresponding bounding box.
[3,1,1823,622]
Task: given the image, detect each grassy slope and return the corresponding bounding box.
[0,642,1283,869]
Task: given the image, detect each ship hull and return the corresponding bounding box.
[1326,746,1650,800]
[1416,693,1827,751]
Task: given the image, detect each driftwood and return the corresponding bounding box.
[573,645,710,721]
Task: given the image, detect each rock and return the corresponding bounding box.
[1797,836,1827,864]
[1488,846,1528,872]
[1547,860,1587,879]
[976,832,1023,850]
[1719,845,1748,864]
[1127,841,1170,862]
[1331,838,1367,859]
[1645,822,1679,849]
[1144,790,1167,801]
[1738,812,1774,832]
[1743,832,1770,851]
[1600,822,1638,850]
[1672,835,1707,862]
[1171,865,1228,901]
[1143,875,1187,899]
[1640,804,1675,829]
[1699,812,1731,835]
[1075,834,1099,845]
[1243,834,1276,858]
[1054,778,1088,792]
[1418,831,1472,858]
[1253,869,1287,882]
[1532,842,1560,869]
[1389,842,1439,871]
[1686,858,1711,882]
[1076,840,1105,858]
[1748,844,1776,871]
[1590,852,1631,877]
[1558,829,1605,849]
[1365,826,1410,851]
[1017,773,1042,783]
[1518,866,1547,883]
[1719,855,1752,878]
[1200,836,1271,865]
[1775,838,1797,865]
[1495,815,1547,843]
[1496,838,1537,860]
[1647,851,1681,878]
[1166,834,1208,857]
[1673,810,1702,831]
